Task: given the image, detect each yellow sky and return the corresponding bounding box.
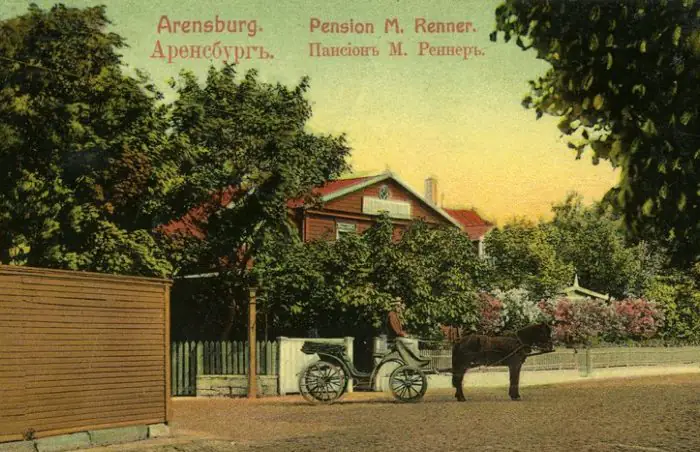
[1,0,620,224]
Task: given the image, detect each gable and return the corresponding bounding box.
[322,179,451,225]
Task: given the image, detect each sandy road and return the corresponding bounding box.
[85,373,700,452]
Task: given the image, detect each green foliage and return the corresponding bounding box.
[486,192,666,300]
[168,64,351,287]
[494,0,700,265]
[0,4,177,276]
[644,266,700,343]
[484,217,573,299]
[0,4,349,285]
[253,216,486,339]
[549,193,664,298]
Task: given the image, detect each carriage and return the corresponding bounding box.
[298,323,556,404]
[298,339,436,404]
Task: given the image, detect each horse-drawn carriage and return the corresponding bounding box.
[298,339,433,404]
[298,323,556,405]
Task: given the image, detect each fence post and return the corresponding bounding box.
[248,286,258,398]
[344,336,354,394]
[171,342,177,396]
[196,341,204,379]
[277,336,286,396]
[585,348,592,376]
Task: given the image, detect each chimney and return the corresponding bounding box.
[424,177,438,205]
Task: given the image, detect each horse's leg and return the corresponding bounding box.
[452,366,467,402]
[451,343,468,402]
[508,357,524,400]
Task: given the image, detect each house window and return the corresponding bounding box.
[336,222,357,239]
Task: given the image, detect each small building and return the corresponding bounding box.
[560,275,610,301]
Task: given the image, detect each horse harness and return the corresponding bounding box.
[466,334,531,368]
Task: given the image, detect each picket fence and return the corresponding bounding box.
[418,344,700,374]
[171,340,278,396]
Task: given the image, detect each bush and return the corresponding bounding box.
[610,298,664,341]
[477,292,504,334]
[492,288,543,331]
[644,271,700,343]
[540,297,615,346]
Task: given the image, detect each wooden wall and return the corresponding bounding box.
[0,265,171,443]
[323,180,449,224]
[299,179,452,242]
[303,214,409,242]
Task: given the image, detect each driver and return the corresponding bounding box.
[387,298,408,339]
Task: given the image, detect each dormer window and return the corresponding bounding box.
[378,184,390,200]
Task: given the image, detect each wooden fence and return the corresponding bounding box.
[171,340,278,396]
[0,265,171,443]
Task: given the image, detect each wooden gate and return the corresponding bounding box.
[0,265,171,443]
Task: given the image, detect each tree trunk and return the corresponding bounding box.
[220,299,238,340]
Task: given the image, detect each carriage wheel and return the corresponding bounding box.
[389,365,428,403]
[298,360,347,405]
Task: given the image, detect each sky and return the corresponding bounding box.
[0,0,620,224]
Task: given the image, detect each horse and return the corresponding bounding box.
[451,323,554,402]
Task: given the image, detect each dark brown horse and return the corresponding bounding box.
[451,323,554,401]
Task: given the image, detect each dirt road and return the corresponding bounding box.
[87,373,700,452]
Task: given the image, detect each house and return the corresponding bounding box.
[162,171,494,257]
[287,171,493,256]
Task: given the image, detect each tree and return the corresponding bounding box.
[549,192,664,298]
[165,64,351,338]
[240,216,487,341]
[370,218,488,338]
[493,0,700,265]
[485,217,573,299]
[644,264,700,343]
[0,4,176,275]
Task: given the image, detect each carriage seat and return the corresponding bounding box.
[395,340,432,368]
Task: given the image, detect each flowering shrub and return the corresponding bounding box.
[479,291,667,345]
[492,288,543,330]
[477,292,505,334]
[537,298,556,322]
[544,297,615,345]
[610,298,664,340]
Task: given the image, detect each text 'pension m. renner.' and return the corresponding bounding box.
[309,18,476,34]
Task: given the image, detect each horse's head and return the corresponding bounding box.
[516,323,554,352]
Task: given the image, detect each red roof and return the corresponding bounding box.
[160,187,238,239]
[316,176,375,196]
[286,176,375,208]
[443,208,489,227]
[162,176,494,242]
[443,208,493,240]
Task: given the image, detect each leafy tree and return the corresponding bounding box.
[165,64,351,338]
[644,265,700,343]
[238,216,487,341]
[549,192,664,298]
[370,218,488,338]
[485,218,573,299]
[493,0,700,265]
[0,4,176,275]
